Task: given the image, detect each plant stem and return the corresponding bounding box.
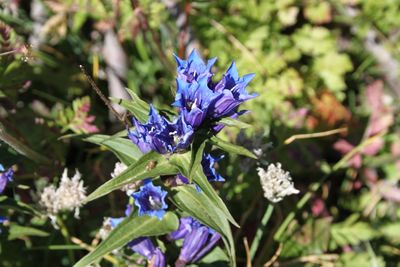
[250,204,274,259]
[56,216,75,264]
[274,132,385,241]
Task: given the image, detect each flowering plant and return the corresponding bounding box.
[74,50,258,267]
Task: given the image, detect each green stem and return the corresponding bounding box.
[273,132,384,241]
[57,216,75,264]
[250,203,274,259]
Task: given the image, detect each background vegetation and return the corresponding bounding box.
[1,0,400,266]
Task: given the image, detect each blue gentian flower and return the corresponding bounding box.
[132,179,168,220]
[174,50,216,83]
[0,164,13,194]
[128,237,166,267]
[202,153,225,182]
[128,105,194,154]
[173,78,218,128]
[174,50,257,130]
[169,217,221,265]
[208,62,256,119]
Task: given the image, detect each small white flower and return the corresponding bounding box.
[39,169,86,218]
[257,163,299,203]
[112,162,141,195]
[98,217,113,240]
[111,162,127,178]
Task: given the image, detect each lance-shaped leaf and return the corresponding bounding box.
[8,224,49,240]
[0,122,50,164]
[170,185,236,267]
[85,134,142,165]
[73,212,179,267]
[169,142,239,227]
[0,196,42,216]
[85,151,178,203]
[210,136,257,159]
[218,117,252,129]
[110,88,150,123]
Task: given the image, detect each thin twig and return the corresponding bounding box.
[284,127,348,145]
[209,19,267,76]
[263,243,283,267]
[243,237,252,267]
[70,236,119,265]
[250,204,274,259]
[79,65,130,125]
[274,132,386,241]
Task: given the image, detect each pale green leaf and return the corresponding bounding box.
[210,136,257,159]
[85,134,142,165]
[85,151,178,203]
[73,212,179,267]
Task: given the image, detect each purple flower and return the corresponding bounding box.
[129,237,166,267]
[132,179,168,220]
[208,62,256,119]
[173,78,218,128]
[0,164,13,194]
[202,153,225,182]
[174,50,216,83]
[128,105,194,154]
[169,217,221,265]
[173,50,257,129]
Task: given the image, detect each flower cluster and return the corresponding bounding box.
[173,50,256,130]
[108,50,255,266]
[257,163,299,203]
[0,164,13,194]
[39,169,86,218]
[128,50,256,153]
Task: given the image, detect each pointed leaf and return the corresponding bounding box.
[219,117,252,129]
[85,134,142,165]
[85,151,178,203]
[8,224,49,240]
[73,212,179,267]
[210,136,257,159]
[0,122,50,164]
[110,87,150,123]
[171,185,236,267]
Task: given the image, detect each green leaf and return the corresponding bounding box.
[85,151,178,203]
[0,122,50,164]
[0,196,42,216]
[110,87,150,123]
[171,185,236,267]
[329,216,377,250]
[8,224,49,240]
[218,117,252,129]
[84,134,142,165]
[168,143,239,227]
[210,136,257,159]
[73,212,179,267]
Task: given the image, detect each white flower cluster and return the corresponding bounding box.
[39,169,86,218]
[257,163,299,203]
[112,162,141,195]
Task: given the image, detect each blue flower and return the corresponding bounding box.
[202,153,225,182]
[173,50,257,130]
[169,217,221,265]
[174,50,216,83]
[128,105,194,154]
[208,61,257,119]
[173,78,218,128]
[132,179,168,220]
[129,237,166,267]
[0,164,13,194]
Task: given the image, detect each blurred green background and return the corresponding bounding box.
[1,0,400,266]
